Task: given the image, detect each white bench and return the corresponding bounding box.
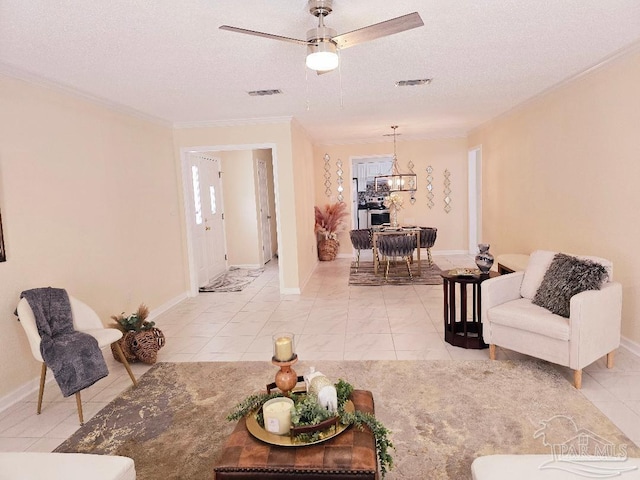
[0,452,135,480]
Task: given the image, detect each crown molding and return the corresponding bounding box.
[314,131,468,147]
[173,116,293,129]
[470,39,640,136]
[0,62,171,127]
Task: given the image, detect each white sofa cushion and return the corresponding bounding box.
[520,250,556,300]
[0,452,135,480]
[487,298,571,341]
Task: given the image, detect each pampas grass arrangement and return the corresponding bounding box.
[314,202,349,261]
[314,202,349,241]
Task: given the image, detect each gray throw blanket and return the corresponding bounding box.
[19,288,108,397]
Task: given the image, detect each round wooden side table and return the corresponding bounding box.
[440,270,499,349]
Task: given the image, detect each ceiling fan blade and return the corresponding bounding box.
[219,25,309,46]
[332,12,424,50]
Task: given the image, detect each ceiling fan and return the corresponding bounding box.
[219,0,424,73]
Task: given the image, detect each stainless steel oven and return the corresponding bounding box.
[368,209,390,227]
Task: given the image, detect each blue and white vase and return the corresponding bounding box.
[475,244,494,273]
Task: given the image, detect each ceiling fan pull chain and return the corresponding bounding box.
[305,66,311,111]
[338,49,343,109]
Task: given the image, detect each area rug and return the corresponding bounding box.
[349,259,443,286]
[55,360,640,479]
[198,267,264,292]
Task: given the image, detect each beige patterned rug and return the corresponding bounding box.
[55,360,640,479]
[349,260,443,285]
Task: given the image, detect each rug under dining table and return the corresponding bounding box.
[349,259,443,285]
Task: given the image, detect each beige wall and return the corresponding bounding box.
[172,121,316,293]
[220,150,260,266]
[0,75,185,397]
[291,121,318,284]
[468,48,640,344]
[313,137,469,255]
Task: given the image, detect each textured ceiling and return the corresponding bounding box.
[1,1,639,144]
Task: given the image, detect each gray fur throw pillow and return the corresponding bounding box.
[532,253,609,318]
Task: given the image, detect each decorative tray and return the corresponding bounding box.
[448,268,482,278]
[245,399,355,447]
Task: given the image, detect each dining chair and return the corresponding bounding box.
[16,294,138,424]
[376,234,417,280]
[349,229,372,272]
[419,227,438,266]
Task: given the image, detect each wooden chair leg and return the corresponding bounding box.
[606,350,615,369]
[112,341,138,386]
[75,392,84,425]
[574,369,582,389]
[489,344,496,360]
[37,363,47,415]
[405,257,413,279]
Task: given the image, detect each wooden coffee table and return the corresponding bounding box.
[213,390,378,479]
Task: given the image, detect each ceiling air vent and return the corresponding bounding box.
[247,89,283,96]
[395,78,432,87]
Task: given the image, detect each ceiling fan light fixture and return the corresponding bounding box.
[306,42,339,72]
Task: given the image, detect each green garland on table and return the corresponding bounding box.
[226,379,394,478]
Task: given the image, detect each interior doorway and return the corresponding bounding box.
[180,143,281,297]
[468,146,482,253]
[257,158,273,264]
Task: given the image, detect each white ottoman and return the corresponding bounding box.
[0,452,135,480]
[472,454,640,479]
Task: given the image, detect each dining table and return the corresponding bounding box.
[372,226,422,276]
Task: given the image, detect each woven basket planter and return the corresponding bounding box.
[318,238,339,261]
[111,327,166,365]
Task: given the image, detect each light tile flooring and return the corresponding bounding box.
[2,255,640,453]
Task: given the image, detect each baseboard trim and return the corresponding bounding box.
[432,250,470,256]
[621,335,640,358]
[0,374,52,415]
[148,292,188,320]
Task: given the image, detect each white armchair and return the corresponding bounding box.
[481,250,622,388]
[16,294,138,424]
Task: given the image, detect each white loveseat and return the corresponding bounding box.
[0,452,135,480]
[472,454,640,479]
[481,250,622,388]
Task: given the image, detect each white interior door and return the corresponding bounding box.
[188,154,227,286]
[257,159,272,264]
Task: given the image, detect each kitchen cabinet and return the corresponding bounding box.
[354,158,394,192]
[379,160,393,175]
[365,162,379,178]
[357,164,367,191]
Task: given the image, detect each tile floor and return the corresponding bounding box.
[2,254,640,453]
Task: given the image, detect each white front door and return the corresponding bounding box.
[257,159,272,264]
[188,154,227,286]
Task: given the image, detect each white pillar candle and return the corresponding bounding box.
[274,335,293,361]
[262,397,294,435]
